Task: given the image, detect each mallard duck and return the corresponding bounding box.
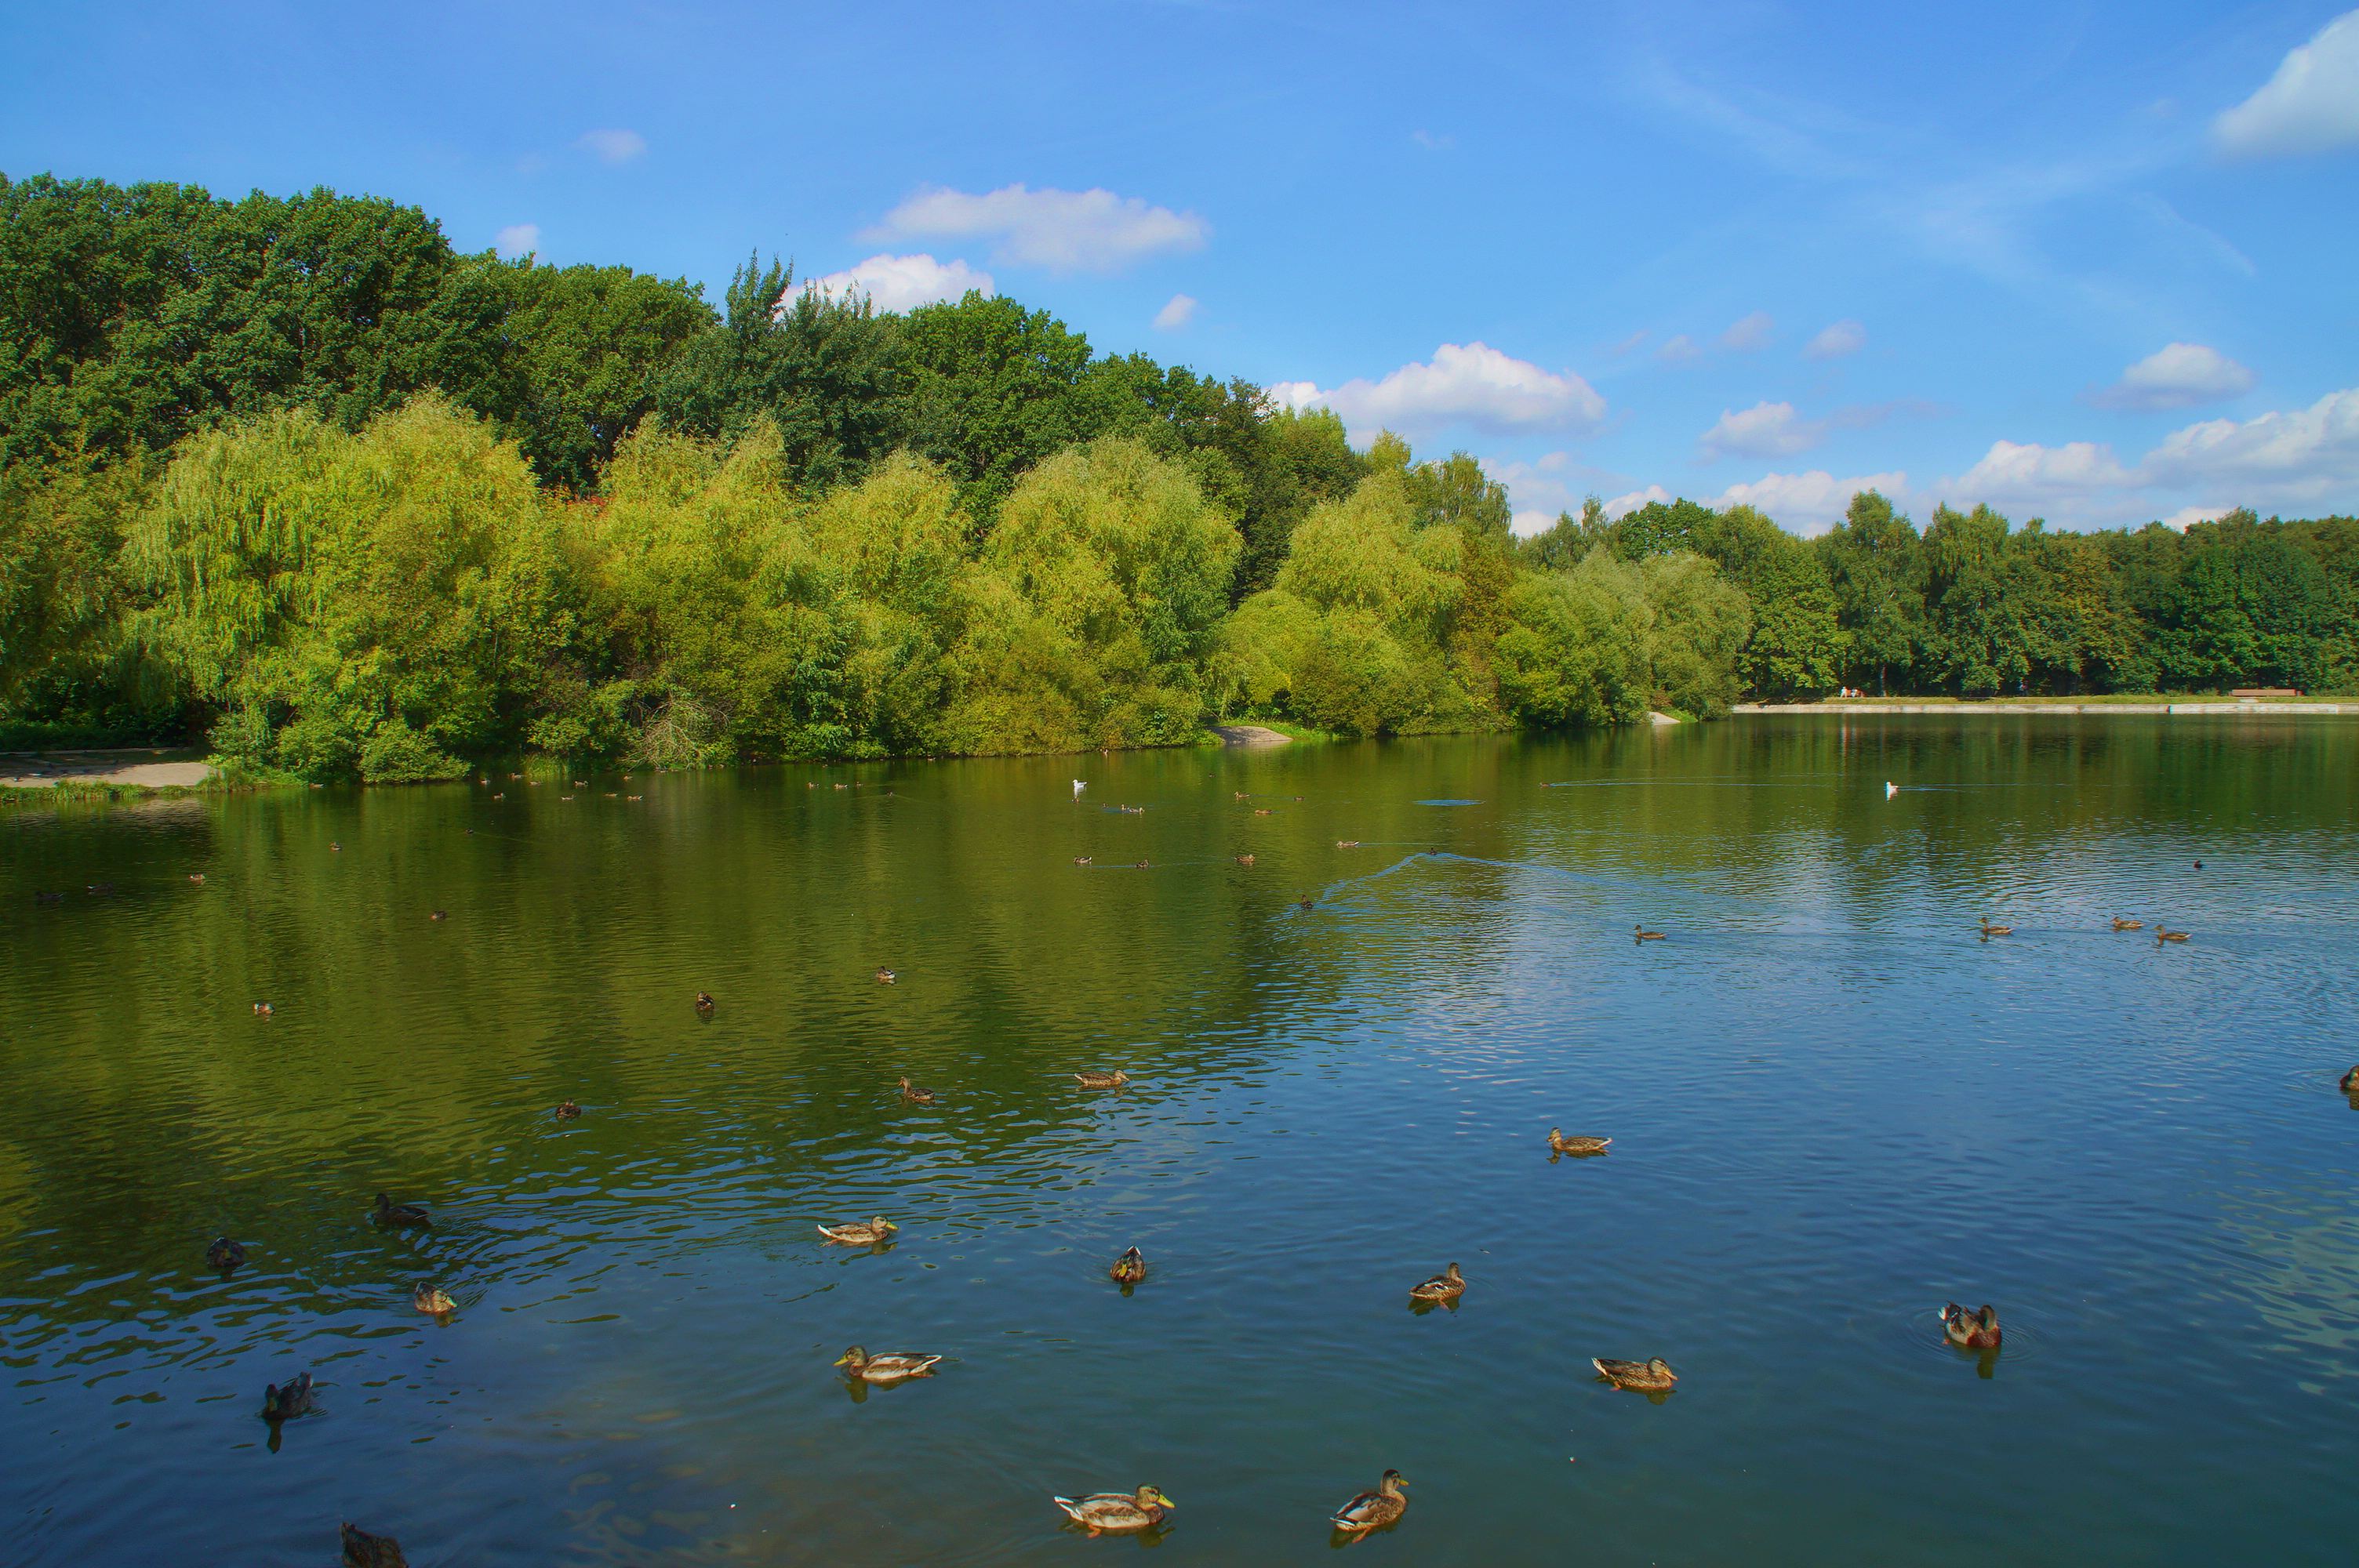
[1110,1246,1147,1285]
[1336,839,1361,848]
[413,1283,455,1315]
[1119,804,1145,815]
[875,966,897,985]
[2110,916,2143,931]
[1073,855,1093,866]
[206,1236,248,1270]
[86,881,114,895]
[1234,790,1249,800]
[1408,1261,1465,1302]
[340,1522,408,1567]
[1134,858,1151,869]
[818,1216,899,1246]
[2340,1064,2359,1092]
[899,1076,936,1104]
[554,1100,581,1120]
[330,841,342,851]
[1593,1356,1677,1392]
[262,1371,314,1420]
[1978,919,2012,938]
[834,1345,941,1383]
[627,794,642,801]
[1074,1069,1130,1089]
[373,1193,430,1227]
[1052,1486,1174,1536]
[429,909,447,921]
[188,873,205,884]
[695,991,716,1014]
[1234,853,1255,866]
[1297,892,1316,909]
[1940,1302,2001,1348]
[1253,808,1273,816]
[1548,1128,1611,1156]
[1634,924,1666,942]
[2157,927,2190,943]
[253,1001,274,1017]
[1331,1470,1408,1534]
[33,890,64,904]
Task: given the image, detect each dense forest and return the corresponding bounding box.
[2,174,2352,779]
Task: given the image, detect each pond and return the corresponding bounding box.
[4,717,2357,1564]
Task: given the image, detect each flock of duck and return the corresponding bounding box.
[44,777,2354,1568]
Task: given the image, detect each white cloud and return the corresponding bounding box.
[1714,470,1910,533]
[1950,439,2136,505]
[1603,485,1673,519]
[2158,506,2231,532]
[1152,292,1198,331]
[1656,333,1702,365]
[1607,328,1648,357]
[494,223,540,259]
[796,253,992,313]
[1269,343,1606,441]
[2143,387,2359,502]
[2214,10,2359,158]
[1412,129,1455,151]
[867,183,1209,273]
[1701,401,1824,459]
[578,128,648,164]
[1721,311,1776,351]
[2091,343,2255,410]
[1803,319,1866,359]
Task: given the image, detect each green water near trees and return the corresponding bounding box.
[4,717,2356,1564]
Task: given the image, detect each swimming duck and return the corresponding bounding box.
[1253,808,1273,816]
[2110,916,2143,931]
[1134,859,1150,869]
[834,1345,941,1383]
[1978,919,2012,938]
[695,991,716,1014]
[373,1193,430,1228]
[253,1001,274,1017]
[1297,893,1316,909]
[1074,1069,1130,1089]
[340,1523,408,1567]
[1548,1128,1611,1156]
[2341,1065,2359,1092]
[1336,840,1361,849]
[627,794,642,801]
[33,890,64,904]
[818,1217,899,1246]
[554,1100,581,1120]
[1234,852,1254,866]
[429,909,446,921]
[1110,1246,1147,1285]
[1634,924,1667,942]
[413,1283,456,1315]
[2157,927,2190,943]
[262,1372,314,1421]
[875,966,897,984]
[188,873,205,884]
[1330,1470,1408,1535]
[206,1236,248,1270]
[86,882,114,895]
[1940,1302,2001,1348]
[1235,791,1249,800]
[330,842,342,851]
[1053,1486,1174,1537]
[1073,855,1093,866]
[572,779,587,788]
[1592,1356,1677,1392]
[1408,1261,1465,1303]
[898,1076,936,1105]
[1119,804,1144,815]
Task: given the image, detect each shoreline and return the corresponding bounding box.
[1735,700,2359,716]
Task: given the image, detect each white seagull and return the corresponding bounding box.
[1885,781,1899,799]
[1073,779,1086,798]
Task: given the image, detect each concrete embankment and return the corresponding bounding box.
[1735,701,2359,716]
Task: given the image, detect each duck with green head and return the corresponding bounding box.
[834,1345,942,1383]
[1940,1302,2001,1348]
[1110,1246,1147,1285]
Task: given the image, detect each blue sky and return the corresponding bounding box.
[4,1,2355,533]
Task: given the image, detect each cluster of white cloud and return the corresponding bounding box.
[578,129,647,165]
[1802,320,1866,360]
[1152,292,1198,331]
[794,253,993,313]
[2091,343,2255,411]
[2213,9,2359,158]
[1269,343,1606,441]
[494,223,540,259]
[867,183,1208,273]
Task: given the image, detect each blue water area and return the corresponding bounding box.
[1416,798,1481,805]
[2,717,2356,1565]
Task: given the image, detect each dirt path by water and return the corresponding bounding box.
[0,750,215,789]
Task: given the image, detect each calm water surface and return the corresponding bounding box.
[4,719,2357,1565]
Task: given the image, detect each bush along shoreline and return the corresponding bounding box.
[2,174,2354,782]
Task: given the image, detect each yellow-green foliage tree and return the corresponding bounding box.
[1221,466,1486,735]
[129,397,580,779]
[945,437,1240,752]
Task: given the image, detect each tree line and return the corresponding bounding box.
[1,174,2350,776]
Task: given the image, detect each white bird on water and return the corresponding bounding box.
[1885,781,1899,799]
[1073,779,1086,799]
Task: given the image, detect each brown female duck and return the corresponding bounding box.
[1408,1261,1465,1303]
[1074,1069,1130,1090]
[340,1523,408,1567]
[817,1216,899,1246]
[1940,1302,2001,1348]
[412,1283,455,1315]
[1110,1246,1147,1285]
[373,1193,430,1227]
[206,1236,248,1271]
[1548,1128,1611,1156]
[1592,1356,1677,1392]
[899,1076,936,1104]
[1330,1469,1408,1535]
